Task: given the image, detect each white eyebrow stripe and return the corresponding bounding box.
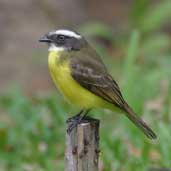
[54,30,81,39]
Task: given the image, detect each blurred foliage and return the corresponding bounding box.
[131,0,171,33]
[0,0,171,170]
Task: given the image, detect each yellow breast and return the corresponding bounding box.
[48,51,110,109]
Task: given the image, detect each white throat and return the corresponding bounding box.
[48,44,65,52]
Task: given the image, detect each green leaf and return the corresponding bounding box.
[140,1,171,32]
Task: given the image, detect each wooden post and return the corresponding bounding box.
[65,117,100,171]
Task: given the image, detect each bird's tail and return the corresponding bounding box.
[124,105,157,139]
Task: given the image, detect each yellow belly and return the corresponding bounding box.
[48,51,112,109]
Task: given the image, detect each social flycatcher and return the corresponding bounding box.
[39,29,157,139]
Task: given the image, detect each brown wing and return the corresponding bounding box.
[70,51,127,110]
[70,50,157,139]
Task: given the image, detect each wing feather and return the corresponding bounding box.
[70,52,126,109]
[69,49,157,139]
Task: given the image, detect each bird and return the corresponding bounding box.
[39,29,157,139]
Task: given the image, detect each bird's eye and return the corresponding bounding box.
[53,35,66,45]
[57,35,65,42]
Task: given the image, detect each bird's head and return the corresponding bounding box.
[39,29,87,52]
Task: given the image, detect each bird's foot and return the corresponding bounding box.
[67,109,84,123]
[67,115,81,123]
[67,116,83,134]
[66,109,91,134]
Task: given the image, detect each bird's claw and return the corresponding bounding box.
[67,116,82,134]
[67,115,81,123]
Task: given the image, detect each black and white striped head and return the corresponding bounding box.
[39,29,87,51]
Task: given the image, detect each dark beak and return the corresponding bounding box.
[39,35,52,43]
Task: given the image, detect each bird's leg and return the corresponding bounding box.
[80,109,91,120]
[67,109,84,123]
[67,109,91,134]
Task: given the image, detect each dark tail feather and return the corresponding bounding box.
[124,106,157,139]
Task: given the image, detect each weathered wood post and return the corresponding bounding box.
[65,117,100,171]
